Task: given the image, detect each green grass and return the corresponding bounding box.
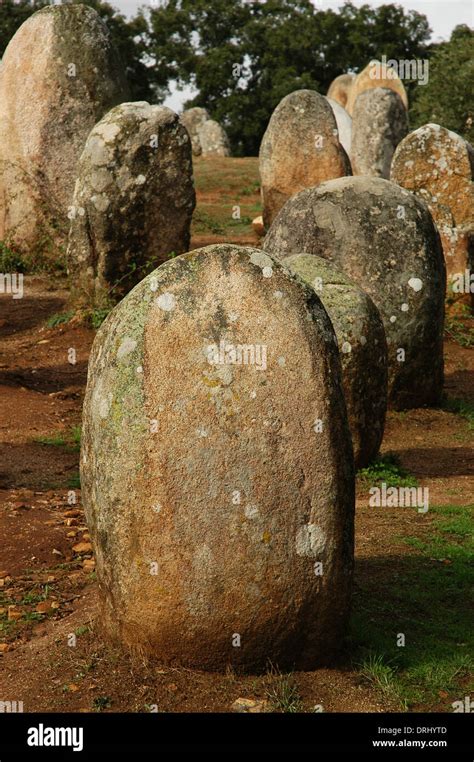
[67,472,81,489]
[351,503,474,710]
[0,241,26,271]
[34,434,66,448]
[191,156,261,238]
[71,425,81,449]
[265,668,304,713]
[358,654,407,708]
[74,625,90,637]
[357,453,418,488]
[46,311,73,328]
[84,307,111,330]
[445,305,474,348]
[92,696,112,712]
[440,395,474,429]
[34,425,81,452]
[192,208,226,235]
[0,236,67,275]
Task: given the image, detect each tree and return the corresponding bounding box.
[0,0,152,101]
[410,26,474,145]
[0,0,46,55]
[146,0,432,155]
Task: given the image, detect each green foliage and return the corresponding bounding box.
[192,209,226,235]
[85,307,111,330]
[34,434,66,448]
[71,425,82,449]
[146,0,431,155]
[0,241,26,271]
[358,454,418,488]
[411,26,474,144]
[265,667,303,713]
[46,311,73,328]
[440,396,474,430]
[0,2,441,157]
[351,503,474,709]
[445,305,474,348]
[358,654,405,707]
[93,695,112,712]
[34,425,81,451]
[67,473,81,489]
[74,625,90,637]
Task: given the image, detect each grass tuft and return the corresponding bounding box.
[358,453,418,488]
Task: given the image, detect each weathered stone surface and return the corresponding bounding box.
[284,254,387,468]
[197,118,231,157]
[67,102,195,308]
[351,88,408,178]
[325,97,352,156]
[231,698,269,713]
[391,124,474,286]
[0,4,129,254]
[81,244,355,671]
[327,74,355,109]
[179,107,210,156]
[259,90,351,229]
[264,176,445,409]
[346,61,408,116]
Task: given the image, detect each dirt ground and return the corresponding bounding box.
[0,262,472,713]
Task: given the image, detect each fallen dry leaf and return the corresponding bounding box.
[36,600,53,614]
[7,606,22,621]
[73,542,92,554]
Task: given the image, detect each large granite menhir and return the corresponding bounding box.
[81,244,355,671]
[264,176,445,409]
[0,4,129,254]
[259,90,351,229]
[284,254,388,468]
[67,102,195,308]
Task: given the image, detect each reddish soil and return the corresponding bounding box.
[0,275,472,713]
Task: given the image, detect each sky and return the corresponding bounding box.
[111,0,474,110]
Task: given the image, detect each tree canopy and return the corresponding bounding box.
[410,25,474,145]
[1,1,472,154]
[146,0,433,154]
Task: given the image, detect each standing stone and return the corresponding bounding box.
[327,73,355,109]
[284,254,387,468]
[0,5,129,255]
[264,176,445,409]
[198,119,231,157]
[346,61,408,116]
[67,103,195,308]
[180,107,210,156]
[391,124,474,286]
[351,88,408,178]
[259,90,351,229]
[81,244,354,671]
[325,97,352,156]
